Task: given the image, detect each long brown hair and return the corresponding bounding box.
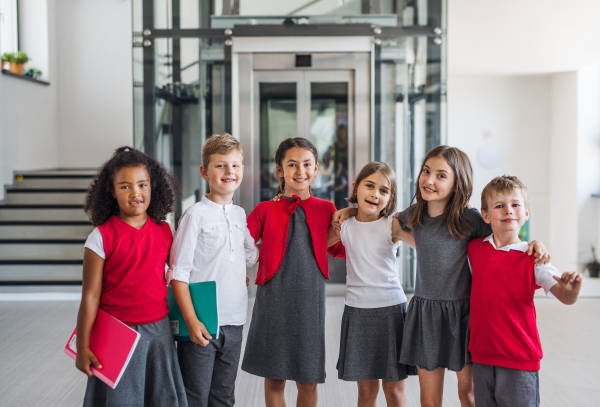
[347,162,397,217]
[407,145,473,239]
[274,137,319,195]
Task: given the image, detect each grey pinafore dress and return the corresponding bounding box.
[241,202,327,383]
[398,207,492,372]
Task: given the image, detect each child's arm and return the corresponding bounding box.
[327,224,341,247]
[171,280,212,346]
[391,218,416,249]
[549,271,583,305]
[527,240,551,265]
[75,249,105,377]
[332,207,357,230]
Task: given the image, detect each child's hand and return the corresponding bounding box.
[76,347,102,377]
[246,275,250,287]
[188,318,212,347]
[553,271,582,292]
[332,207,357,230]
[272,193,282,202]
[165,267,174,285]
[527,240,551,265]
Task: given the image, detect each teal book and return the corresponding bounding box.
[167,281,219,341]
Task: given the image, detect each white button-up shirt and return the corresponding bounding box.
[170,196,259,326]
[468,234,560,298]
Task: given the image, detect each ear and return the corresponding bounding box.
[524,206,530,220]
[314,161,319,173]
[351,181,356,192]
[199,165,209,181]
[481,209,492,224]
[276,165,284,178]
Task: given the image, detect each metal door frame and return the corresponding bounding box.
[236,51,370,214]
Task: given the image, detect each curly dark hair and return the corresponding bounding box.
[84,146,180,227]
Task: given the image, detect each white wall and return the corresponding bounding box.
[448,74,552,249]
[0,0,58,200]
[55,0,133,168]
[576,66,600,268]
[549,72,579,271]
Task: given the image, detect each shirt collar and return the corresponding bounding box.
[484,233,528,252]
[201,195,233,212]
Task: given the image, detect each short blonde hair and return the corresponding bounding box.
[201,133,244,166]
[347,162,397,217]
[481,175,530,211]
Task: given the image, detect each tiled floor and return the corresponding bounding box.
[1,286,599,407]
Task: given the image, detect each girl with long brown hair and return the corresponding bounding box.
[334,146,549,407]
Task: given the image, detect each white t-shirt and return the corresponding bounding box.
[170,196,259,326]
[84,228,105,259]
[340,215,407,308]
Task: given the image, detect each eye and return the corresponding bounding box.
[121,186,129,190]
[438,174,446,179]
[381,189,388,195]
[513,204,520,208]
[495,205,503,209]
[423,169,429,174]
[140,183,147,188]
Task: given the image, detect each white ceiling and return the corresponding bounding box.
[448,0,600,75]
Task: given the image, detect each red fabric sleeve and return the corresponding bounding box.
[328,241,346,259]
[246,203,264,243]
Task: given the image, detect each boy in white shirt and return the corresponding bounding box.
[170,133,259,407]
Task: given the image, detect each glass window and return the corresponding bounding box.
[0,0,19,56]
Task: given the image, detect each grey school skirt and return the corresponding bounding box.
[336,303,418,382]
[83,316,188,407]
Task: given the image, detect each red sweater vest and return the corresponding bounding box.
[97,216,172,325]
[247,196,343,285]
[468,237,543,370]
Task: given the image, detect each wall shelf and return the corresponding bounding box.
[1,70,49,86]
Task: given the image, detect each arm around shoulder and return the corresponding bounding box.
[392,217,415,249]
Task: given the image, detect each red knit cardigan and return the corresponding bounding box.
[247,195,345,285]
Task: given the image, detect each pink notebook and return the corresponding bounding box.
[64,309,141,389]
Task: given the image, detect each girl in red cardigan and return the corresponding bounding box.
[241,138,342,407]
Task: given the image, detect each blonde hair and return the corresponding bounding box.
[347,162,397,217]
[481,175,530,211]
[407,145,474,239]
[201,133,244,167]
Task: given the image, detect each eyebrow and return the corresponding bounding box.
[117,179,148,184]
[286,159,313,163]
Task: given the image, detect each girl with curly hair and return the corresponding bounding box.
[76,147,188,407]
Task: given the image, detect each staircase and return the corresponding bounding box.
[0,169,95,284]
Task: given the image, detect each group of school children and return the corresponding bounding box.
[74,134,583,407]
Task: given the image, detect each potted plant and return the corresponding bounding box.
[25,68,42,80]
[1,52,14,71]
[9,51,29,75]
[585,246,600,278]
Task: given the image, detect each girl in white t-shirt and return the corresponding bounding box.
[330,162,417,407]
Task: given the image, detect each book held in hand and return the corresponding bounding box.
[167,280,219,340]
[63,308,140,389]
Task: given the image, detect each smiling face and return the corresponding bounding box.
[200,151,244,202]
[354,171,391,222]
[276,147,318,199]
[419,156,456,204]
[481,188,529,236]
[112,166,151,226]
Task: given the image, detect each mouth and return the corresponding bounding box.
[293,177,308,183]
[221,178,236,183]
[422,186,436,193]
[365,199,378,207]
[129,200,144,206]
[501,218,517,222]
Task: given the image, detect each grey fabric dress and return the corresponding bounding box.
[241,203,327,383]
[398,207,492,372]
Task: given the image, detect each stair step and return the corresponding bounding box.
[0,242,84,260]
[0,264,83,282]
[0,223,93,239]
[12,177,93,189]
[0,206,87,221]
[6,189,87,205]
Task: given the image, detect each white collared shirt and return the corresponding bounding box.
[170,195,259,326]
[468,234,560,298]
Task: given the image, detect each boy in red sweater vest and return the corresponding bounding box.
[467,175,582,407]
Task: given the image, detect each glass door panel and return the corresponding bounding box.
[259,82,298,201]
